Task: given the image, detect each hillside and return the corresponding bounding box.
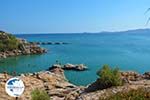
[0,31,46,58]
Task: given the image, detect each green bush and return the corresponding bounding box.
[6,39,19,50]
[97,65,123,87]
[31,89,50,100]
[0,42,4,51]
[103,88,150,100]
[0,32,19,51]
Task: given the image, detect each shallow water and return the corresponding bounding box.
[0,32,150,85]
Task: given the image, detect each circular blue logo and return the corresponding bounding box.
[5,77,25,97]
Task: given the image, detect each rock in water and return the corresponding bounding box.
[63,63,75,69]
[75,64,87,71]
[63,63,87,71]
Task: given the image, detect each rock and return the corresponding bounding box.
[33,42,69,45]
[47,42,53,44]
[50,64,62,68]
[55,42,62,45]
[63,63,87,71]
[78,80,150,100]
[0,68,82,100]
[62,42,69,44]
[20,74,25,77]
[0,31,47,58]
[0,68,150,100]
[63,63,75,69]
[121,71,142,82]
[76,64,87,71]
[143,72,150,79]
[49,67,64,75]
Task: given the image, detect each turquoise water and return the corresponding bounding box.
[0,33,150,85]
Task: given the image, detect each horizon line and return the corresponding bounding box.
[12,28,150,35]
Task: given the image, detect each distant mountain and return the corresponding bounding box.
[98,29,150,34]
[121,29,150,34]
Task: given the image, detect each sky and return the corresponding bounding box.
[0,0,150,34]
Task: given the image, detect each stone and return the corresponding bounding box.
[143,72,150,79]
[63,63,87,71]
[63,63,75,69]
[121,71,142,82]
[49,67,64,75]
[75,64,87,71]
[20,74,25,77]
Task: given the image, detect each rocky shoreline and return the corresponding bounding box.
[0,67,84,100]
[0,31,46,58]
[0,31,150,100]
[0,44,46,59]
[0,67,150,100]
[78,71,150,100]
[0,31,70,59]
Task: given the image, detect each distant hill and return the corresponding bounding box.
[119,29,150,34]
[98,29,150,34]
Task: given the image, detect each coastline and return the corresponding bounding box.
[0,31,46,59]
[1,32,150,86]
[0,66,150,100]
[0,66,84,100]
[0,31,150,99]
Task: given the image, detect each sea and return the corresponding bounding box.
[0,32,150,86]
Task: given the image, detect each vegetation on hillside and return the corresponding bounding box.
[31,89,50,100]
[0,31,20,51]
[97,65,123,88]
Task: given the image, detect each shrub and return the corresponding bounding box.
[31,89,50,100]
[97,65,123,88]
[0,32,19,51]
[103,88,150,100]
[5,39,19,50]
[0,42,4,51]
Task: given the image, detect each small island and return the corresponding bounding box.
[50,63,88,71]
[0,31,46,58]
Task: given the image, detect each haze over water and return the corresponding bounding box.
[0,31,150,85]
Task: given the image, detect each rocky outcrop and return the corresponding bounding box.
[121,71,143,82]
[0,67,83,100]
[63,63,87,71]
[143,72,150,79]
[49,63,87,71]
[0,68,150,100]
[49,65,64,76]
[78,81,150,100]
[0,31,46,58]
[30,42,70,45]
[78,71,150,100]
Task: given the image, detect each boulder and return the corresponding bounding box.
[75,64,87,71]
[50,67,63,73]
[50,64,62,68]
[49,64,64,75]
[143,72,150,79]
[63,63,75,69]
[63,63,87,71]
[121,71,142,82]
